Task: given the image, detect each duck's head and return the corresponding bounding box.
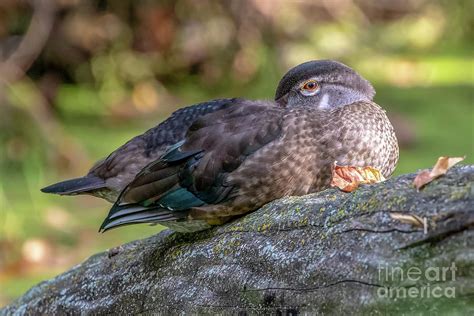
[275,60,375,109]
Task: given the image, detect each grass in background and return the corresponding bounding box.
[377,85,473,174]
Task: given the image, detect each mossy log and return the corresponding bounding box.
[2,166,473,315]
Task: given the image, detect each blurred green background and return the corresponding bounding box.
[0,0,472,306]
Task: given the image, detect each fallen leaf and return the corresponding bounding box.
[331,163,386,192]
[389,212,428,234]
[413,156,465,190]
[412,170,432,190]
[389,212,424,227]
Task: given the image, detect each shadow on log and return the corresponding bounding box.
[2,166,473,315]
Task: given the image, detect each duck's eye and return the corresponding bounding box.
[300,80,319,96]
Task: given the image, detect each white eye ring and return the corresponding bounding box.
[300,80,320,96]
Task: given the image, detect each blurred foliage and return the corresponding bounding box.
[0,0,473,306]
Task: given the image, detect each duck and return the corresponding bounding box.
[99,60,399,233]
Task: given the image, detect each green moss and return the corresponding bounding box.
[386,194,408,208]
[257,222,272,232]
[299,217,309,226]
[448,185,472,201]
[169,247,184,259]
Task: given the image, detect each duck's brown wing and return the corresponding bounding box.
[91,98,241,181]
[42,99,239,201]
[100,101,285,231]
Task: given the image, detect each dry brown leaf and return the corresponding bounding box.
[389,212,424,227]
[389,212,428,234]
[413,156,465,190]
[331,163,386,192]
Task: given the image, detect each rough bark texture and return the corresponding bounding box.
[2,165,473,315]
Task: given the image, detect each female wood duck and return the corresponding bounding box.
[99,60,399,233]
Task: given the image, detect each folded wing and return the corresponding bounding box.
[41,98,238,202]
[100,100,285,232]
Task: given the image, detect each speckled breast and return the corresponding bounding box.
[332,101,399,177]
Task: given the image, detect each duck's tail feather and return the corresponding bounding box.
[41,176,106,195]
[99,203,187,232]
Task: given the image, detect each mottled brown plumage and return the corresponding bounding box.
[100,60,399,232]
